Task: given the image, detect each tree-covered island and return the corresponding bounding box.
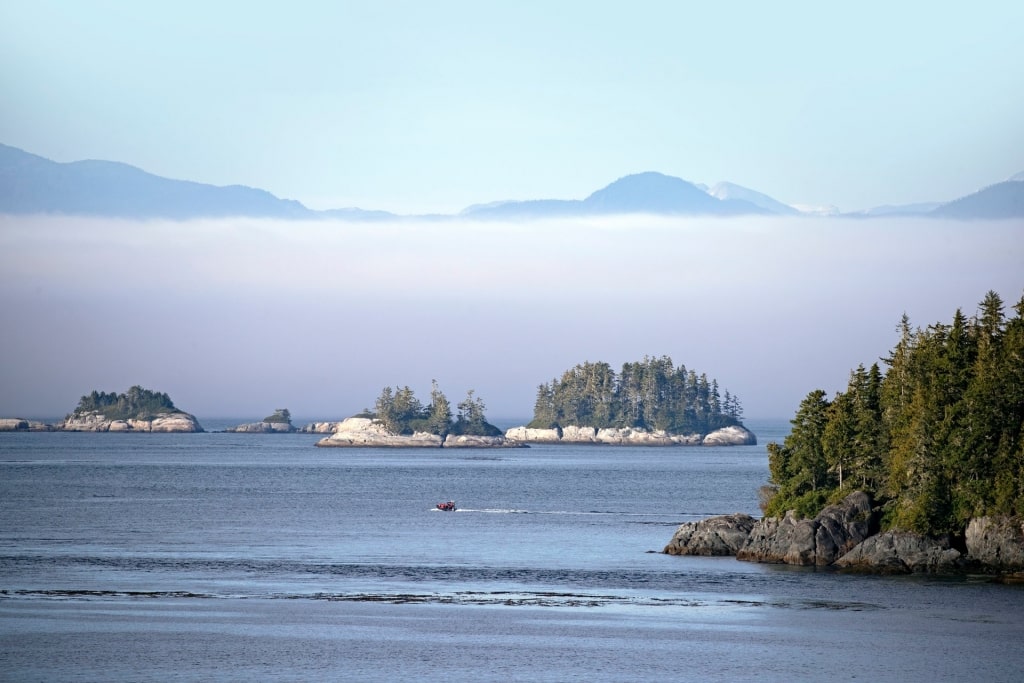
[510,356,754,445]
[62,385,203,432]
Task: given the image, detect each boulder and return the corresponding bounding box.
[505,426,562,442]
[965,517,1024,570]
[834,532,963,574]
[596,427,680,445]
[737,491,875,566]
[702,425,757,446]
[663,513,757,556]
[561,425,597,442]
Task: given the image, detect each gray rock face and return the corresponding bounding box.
[737,491,875,566]
[663,514,757,556]
[965,517,1024,570]
[60,411,203,433]
[504,424,753,446]
[834,532,963,574]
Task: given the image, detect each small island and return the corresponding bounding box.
[665,291,1024,577]
[505,356,756,446]
[224,408,297,433]
[58,385,203,432]
[316,382,523,448]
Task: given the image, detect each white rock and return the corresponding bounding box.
[316,417,442,448]
[702,426,757,446]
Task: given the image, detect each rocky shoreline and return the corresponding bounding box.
[315,417,525,448]
[663,491,1024,577]
[1,412,203,432]
[504,424,756,446]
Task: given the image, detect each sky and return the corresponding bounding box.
[2,1,1024,214]
[1,2,1023,424]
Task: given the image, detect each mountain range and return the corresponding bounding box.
[1,143,1021,221]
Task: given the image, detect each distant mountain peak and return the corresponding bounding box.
[707,181,798,215]
[3,143,1021,221]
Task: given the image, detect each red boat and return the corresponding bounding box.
[436,501,456,511]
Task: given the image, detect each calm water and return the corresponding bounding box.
[1,418,1022,681]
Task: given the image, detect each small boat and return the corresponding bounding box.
[436,501,457,512]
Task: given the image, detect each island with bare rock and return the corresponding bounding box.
[316,382,524,448]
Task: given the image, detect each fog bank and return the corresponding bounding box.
[1,214,1021,422]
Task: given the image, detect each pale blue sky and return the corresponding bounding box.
[2,1,1022,213]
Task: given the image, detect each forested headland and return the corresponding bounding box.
[527,356,744,435]
[764,290,1024,537]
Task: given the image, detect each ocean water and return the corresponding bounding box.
[1,418,1022,682]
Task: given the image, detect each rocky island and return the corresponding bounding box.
[224,408,297,433]
[59,386,203,432]
[665,292,1024,577]
[315,383,522,448]
[507,356,756,446]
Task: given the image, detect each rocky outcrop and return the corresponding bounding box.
[224,421,296,433]
[505,426,562,443]
[833,532,963,574]
[316,418,442,447]
[702,425,758,446]
[664,489,1024,575]
[965,517,1024,571]
[736,491,875,566]
[443,434,526,448]
[300,421,344,434]
[504,424,754,446]
[0,418,57,431]
[60,411,203,433]
[317,417,522,448]
[663,513,757,556]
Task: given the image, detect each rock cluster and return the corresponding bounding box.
[965,517,1024,571]
[664,491,1024,575]
[315,417,522,448]
[0,418,55,431]
[224,421,296,433]
[299,422,344,434]
[504,424,755,446]
[833,532,962,574]
[663,513,757,556]
[736,491,875,566]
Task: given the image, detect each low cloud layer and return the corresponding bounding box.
[1,214,1021,422]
